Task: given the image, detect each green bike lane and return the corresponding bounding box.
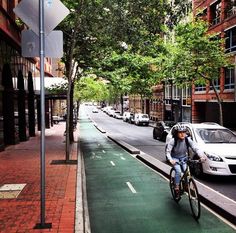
[79,114,235,233]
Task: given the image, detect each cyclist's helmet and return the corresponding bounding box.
[174,123,187,132]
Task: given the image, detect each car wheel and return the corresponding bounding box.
[153,131,157,139]
[160,132,166,142]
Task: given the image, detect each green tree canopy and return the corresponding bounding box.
[159,19,233,125]
[74,76,109,103]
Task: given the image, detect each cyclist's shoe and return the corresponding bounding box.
[174,185,180,198]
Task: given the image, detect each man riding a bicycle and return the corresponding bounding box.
[166,123,205,194]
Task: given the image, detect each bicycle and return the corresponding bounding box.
[169,158,202,220]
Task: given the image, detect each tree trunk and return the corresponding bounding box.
[64,15,81,161]
[140,94,144,113]
[120,94,124,114]
[69,81,75,142]
[209,80,223,126]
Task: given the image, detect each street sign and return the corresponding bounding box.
[13,0,69,36]
[22,29,63,58]
[13,0,70,229]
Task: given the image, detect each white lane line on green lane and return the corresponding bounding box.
[102,150,106,153]
[126,182,137,194]
[110,161,115,166]
[120,156,126,160]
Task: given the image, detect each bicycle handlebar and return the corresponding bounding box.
[175,158,203,166]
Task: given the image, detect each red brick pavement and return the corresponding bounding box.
[0,122,78,233]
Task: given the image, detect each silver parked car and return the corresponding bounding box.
[134,113,149,126]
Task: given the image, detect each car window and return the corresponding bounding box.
[165,121,175,127]
[196,128,236,143]
[142,114,148,118]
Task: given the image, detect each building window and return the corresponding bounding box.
[224,68,235,90]
[172,85,180,100]
[226,0,236,18]
[165,84,171,98]
[225,26,236,53]
[182,86,191,106]
[210,1,221,26]
[195,84,206,92]
[165,83,171,105]
[209,78,220,91]
[196,8,207,21]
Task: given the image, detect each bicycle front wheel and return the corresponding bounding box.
[169,168,181,202]
[188,178,201,220]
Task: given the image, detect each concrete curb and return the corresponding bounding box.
[107,135,140,154]
[75,146,84,233]
[75,137,91,233]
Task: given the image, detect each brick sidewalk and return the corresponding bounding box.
[0,122,78,233]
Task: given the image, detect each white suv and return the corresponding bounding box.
[134,113,149,126]
[166,122,236,176]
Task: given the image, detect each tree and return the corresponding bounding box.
[74,76,109,104]
[57,0,186,157]
[95,51,159,112]
[58,0,112,159]
[166,20,233,125]
[165,0,192,30]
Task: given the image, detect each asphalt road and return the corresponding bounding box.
[84,105,236,202]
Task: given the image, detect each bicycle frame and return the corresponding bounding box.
[169,158,201,220]
[179,160,192,194]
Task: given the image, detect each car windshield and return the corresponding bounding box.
[164,121,176,128]
[196,128,236,143]
[142,114,148,118]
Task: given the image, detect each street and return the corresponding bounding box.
[79,106,236,232]
[84,105,236,202]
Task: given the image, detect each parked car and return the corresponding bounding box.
[52,115,60,124]
[108,109,115,116]
[92,107,98,113]
[165,122,236,176]
[128,113,135,124]
[123,111,131,122]
[103,106,114,114]
[113,111,123,119]
[153,121,176,141]
[134,113,149,126]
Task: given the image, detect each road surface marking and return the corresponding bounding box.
[91,152,102,160]
[102,150,106,153]
[110,161,115,166]
[120,156,126,160]
[126,182,137,193]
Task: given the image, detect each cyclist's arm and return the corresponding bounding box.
[187,137,205,159]
[166,139,175,162]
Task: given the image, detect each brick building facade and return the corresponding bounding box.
[192,0,236,128]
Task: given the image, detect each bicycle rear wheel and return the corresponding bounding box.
[169,168,181,202]
[188,178,201,220]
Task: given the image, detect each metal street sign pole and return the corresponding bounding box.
[13,0,69,229]
[39,0,45,226]
[35,0,52,229]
